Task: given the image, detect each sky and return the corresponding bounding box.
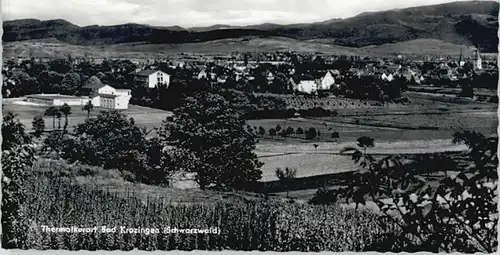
[3,0,473,28]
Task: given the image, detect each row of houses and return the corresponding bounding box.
[122,48,487,95]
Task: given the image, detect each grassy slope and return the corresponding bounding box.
[2,36,483,58]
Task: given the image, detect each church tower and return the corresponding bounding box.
[458,48,465,67]
[474,47,482,70]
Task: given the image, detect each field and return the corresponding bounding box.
[19,160,400,251]
[249,91,497,187]
[2,100,173,132]
[3,37,482,59]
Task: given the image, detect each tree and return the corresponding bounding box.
[275,167,297,198]
[61,72,81,95]
[331,131,340,142]
[357,136,375,155]
[159,92,263,190]
[305,127,317,140]
[296,127,304,135]
[55,110,62,130]
[459,83,474,98]
[44,106,59,130]
[258,126,266,136]
[63,111,149,176]
[49,58,72,74]
[60,103,72,131]
[6,70,39,97]
[32,115,45,137]
[339,132,497,252]
[42,130,67,156]
[285,127,295,137]
[82,101,93,120]
[2,112,35,248]
[269,128,277,137]
[37,70,64,93]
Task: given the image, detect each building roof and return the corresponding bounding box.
[130,69,162,77]
[97,93,119,98]
[82,76,106,90]
[26,94,85,100]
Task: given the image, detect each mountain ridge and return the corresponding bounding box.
[3,1,498,52]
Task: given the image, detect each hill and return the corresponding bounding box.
[3,20,275,45]
[270,1,498,52]
[3,37,480,58]
[2,36,357,58]
[357,39,478,56]
[3,1,498,52]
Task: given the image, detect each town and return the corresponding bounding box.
[3,48,496,110]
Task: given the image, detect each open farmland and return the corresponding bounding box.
[279,95,386,110]
[251,90,497,188]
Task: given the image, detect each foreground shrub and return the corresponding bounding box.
[309,187,338,205]
[2,112,36,248]
[338,132,498,252]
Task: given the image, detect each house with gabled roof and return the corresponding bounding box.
[129,69,171,88]
[318,70,337,90]
[197,68,208,80]
[81,76,132,109]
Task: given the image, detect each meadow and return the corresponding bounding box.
[2,101,173,132]
[20,160,401,251]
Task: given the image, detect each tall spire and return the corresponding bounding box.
[474,46,482,70]
[458,47,462,64]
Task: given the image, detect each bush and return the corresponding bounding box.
[338,132,498,252]
[305,127,317,140]
[309,187,338,205]
[331,132,340,139]
[269,128,277,136]
[258,126,266,136]
[32,115,45,137]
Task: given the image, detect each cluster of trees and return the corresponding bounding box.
[39,91,263,190]
[335,74,407,102]
[41,103,72,132]
[2,58,138,98]
[253,124,340,141]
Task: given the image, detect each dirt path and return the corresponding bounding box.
[256,139,468,156]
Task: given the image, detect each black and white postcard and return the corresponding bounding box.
[1,0,498,253]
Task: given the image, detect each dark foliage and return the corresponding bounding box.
[2,112,36,248]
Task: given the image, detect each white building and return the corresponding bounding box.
[197,69,208,79]
[381,73,395,82]
[319,70,336,90]
[130,69,171,88]
[26,94,88,106]
[297,80,318,94]
[82,76,132,109]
